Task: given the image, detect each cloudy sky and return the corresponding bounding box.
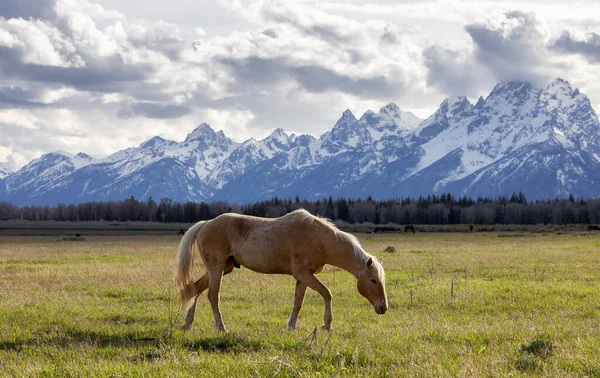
[1,0,600,168]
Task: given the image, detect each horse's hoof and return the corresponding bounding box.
[181,324,191,331]
[321,325,332,332]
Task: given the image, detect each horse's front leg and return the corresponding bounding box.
[287,279,308,331]
[295,270,333,331]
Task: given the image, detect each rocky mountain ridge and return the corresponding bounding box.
[2,78,599,205]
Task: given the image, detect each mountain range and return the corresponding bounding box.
[1,78,599,206]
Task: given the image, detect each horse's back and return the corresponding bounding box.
[199,213,324,275]
[197,214,289,274]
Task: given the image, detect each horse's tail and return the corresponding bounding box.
[175,220,209,307]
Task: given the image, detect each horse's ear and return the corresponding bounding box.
[378,256,383,264]
[366,257,373,268]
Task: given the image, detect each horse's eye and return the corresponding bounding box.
[370,279,377,284]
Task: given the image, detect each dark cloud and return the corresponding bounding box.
[0,53,152,93]
[221,56,400,100]
[261,28,278,38]
[423,46,488,97]
[118,102,191,119]
[261,5,360,45]
[219,57,286,89]
[380,30,398,44]
[465,11,549,84]
[291,65,398,98]
[0,0,56,20]
[424,11,559,95]
[0,86,49,108]
[127,24,186,61]
[552,31,600,63]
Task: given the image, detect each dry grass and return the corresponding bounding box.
[1,232,600,376]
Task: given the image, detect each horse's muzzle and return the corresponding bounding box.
[375,302,387,314]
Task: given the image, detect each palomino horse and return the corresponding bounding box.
[175,209,388,332]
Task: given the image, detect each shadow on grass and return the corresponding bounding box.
[0,329,265,354]
[0,329,160,351]
[184,334,266,353]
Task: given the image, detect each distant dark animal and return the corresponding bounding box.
[588,225,600,231]
[178,228,186,236]
[374,227,398,233]
[63,236,85,241]
[366,231,372,234]
[469,224,474,233]
[404,225,415,234]
[75,233,81,237]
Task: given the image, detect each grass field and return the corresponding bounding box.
[1,231,600,377]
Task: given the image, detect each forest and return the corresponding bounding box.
[1,192,599,225]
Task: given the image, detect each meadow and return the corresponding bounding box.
[1,230,600,377]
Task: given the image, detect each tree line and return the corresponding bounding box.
[1,192,600,225]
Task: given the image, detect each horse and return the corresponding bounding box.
[177,228,186,236]
[469,224,474,233]
[404,225,415,234]
[588,225,600,231]
[175,209,388,332]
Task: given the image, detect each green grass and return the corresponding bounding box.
[1,233,600,376]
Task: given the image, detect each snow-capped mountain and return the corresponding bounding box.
[0,125,239,205]
[0,161,15,179]
[2,78,600,205]
[207,128,298,189]
[214,78,600,202]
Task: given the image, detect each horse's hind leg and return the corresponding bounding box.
[294,270,333,331]
[181,274,208,330]
[182,262,234,331]
[208,267,227,332]
[287,279,308,331]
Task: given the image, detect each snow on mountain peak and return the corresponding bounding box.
[75,152,92,159]
[261,128,294,151]
[358,110,378,124]
[0,161,15,179]
[546,78,573,96]
[380,103,401,113]
[185,123,217,142]
[71,152,96,169]
[442,96,470,111]
[475,96,485,109]
[207,127,296,189]
[140,136,168,148]
[490,80,534,93]
[378,103,422,130]
[488,81,536,103]
[267,128,289,141]
[335,109,357,127]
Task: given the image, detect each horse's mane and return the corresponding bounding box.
[283,209,368,263]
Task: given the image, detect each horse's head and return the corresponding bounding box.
[356,257,388,314]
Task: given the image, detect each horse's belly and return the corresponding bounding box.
[233,251,291,275]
